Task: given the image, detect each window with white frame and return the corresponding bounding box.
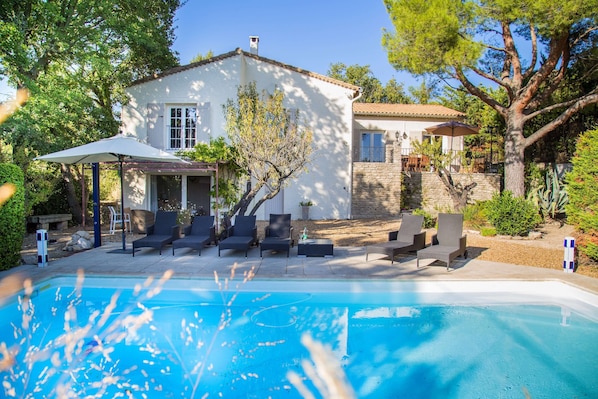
[360,131,385,162]
[168,106,197,149]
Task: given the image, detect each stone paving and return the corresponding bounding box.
[2,242,598,301]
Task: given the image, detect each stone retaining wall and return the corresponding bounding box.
[402,172,500,213]
[352,162,402,218]
[352,165,500,218]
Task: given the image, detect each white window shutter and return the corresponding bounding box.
[196,102,211,141]
[146,103,165,148]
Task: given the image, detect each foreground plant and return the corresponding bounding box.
[1,269,173,398]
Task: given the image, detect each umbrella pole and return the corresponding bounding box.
[119,158,127,251]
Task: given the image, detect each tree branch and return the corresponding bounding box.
[524,91,598,147]
[455,68,508,118]
[502,21,523,88]
[518,33,570,109]
[522,24,538,81]
[526,38,570,110]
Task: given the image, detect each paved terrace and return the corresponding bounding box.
[2,243,598,299]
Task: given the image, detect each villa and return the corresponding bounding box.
[121,37,498,221]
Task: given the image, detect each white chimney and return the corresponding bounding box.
[249,36,259,55]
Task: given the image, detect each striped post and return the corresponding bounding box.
[36,229,48,268]
[563,236,575,273]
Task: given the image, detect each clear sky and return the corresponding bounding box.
[0,0,417,101]
[172,0,418,86]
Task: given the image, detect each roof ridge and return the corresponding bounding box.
[130,49,360,95]
[353,102,465,118]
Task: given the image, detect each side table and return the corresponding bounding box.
[297,239,334,257]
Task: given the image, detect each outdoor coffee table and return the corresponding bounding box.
[297,239,334,257]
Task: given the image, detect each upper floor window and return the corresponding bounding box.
[168,106,197,149]
[360,132,385,162]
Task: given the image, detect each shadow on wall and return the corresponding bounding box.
[401,172,424,210]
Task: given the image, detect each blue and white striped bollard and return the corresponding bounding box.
[563,236,575,273]
[36,229,48,268]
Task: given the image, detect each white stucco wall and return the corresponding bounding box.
[121,53,356,220]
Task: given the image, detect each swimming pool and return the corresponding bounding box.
[1,275,597,398]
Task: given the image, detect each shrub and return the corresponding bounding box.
[0,164,25,270]
[480,226,497,237]
[565,129,598,261]
[485,191,541,236]
[412,208,436,228]
[462,201,488,229]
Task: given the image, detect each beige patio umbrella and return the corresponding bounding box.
[36,134,188,252]
[425,121,479,153]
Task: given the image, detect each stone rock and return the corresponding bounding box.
[63,231,93,252]
[528,231,543,240]
[76,230,92,240]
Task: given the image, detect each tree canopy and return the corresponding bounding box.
[383,0,598,197]
[0,0,180,220]
[327,63,412,103]
[0,0,179,88]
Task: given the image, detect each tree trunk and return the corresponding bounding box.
[437,168,477,212]
[61,164,83,225]
[503,115,527,197]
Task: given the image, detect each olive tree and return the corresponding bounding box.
[223,83,313,220]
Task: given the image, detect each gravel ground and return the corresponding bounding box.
[20,219,598,278]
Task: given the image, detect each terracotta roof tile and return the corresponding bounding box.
[353,103,465,118]
[130,49,361,96]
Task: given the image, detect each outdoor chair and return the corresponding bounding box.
[365,214,426,264]
[132,211,179,256]
[218,215,258,257]
[260,213,294,257]
[108,205,131,234]
[172,215,216,256]
[407,155,420,171]
[416,213,467,271]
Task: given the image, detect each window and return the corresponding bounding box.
[168,106,197,149]
[360,132,385,162]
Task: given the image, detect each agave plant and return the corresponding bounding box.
[529,166,568,220]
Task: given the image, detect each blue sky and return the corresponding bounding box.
[0,1,416,101]
[172,0,417,86]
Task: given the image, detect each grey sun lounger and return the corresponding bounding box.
[260,213,294,257]
[218,215,258,257]
[132,211,179,256]
[172,215,216,256]
[416,213,467,271]
[365,214,426,264]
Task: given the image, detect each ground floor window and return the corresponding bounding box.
[360,131,385,162]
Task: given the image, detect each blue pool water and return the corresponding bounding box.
[0,277,597,399]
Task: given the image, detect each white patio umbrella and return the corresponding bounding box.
[36,134,188,252]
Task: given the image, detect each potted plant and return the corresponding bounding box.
[299,200,313,220]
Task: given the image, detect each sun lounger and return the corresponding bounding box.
[260,213,294,257]
[365,214,426,264]
[218,215,257,257]
[172,215,216,256]
[416,213,467,270]
[132,211,179,256]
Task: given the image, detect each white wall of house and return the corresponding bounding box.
[121,52,356,220]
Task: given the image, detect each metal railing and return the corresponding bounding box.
[397,148,503,173]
